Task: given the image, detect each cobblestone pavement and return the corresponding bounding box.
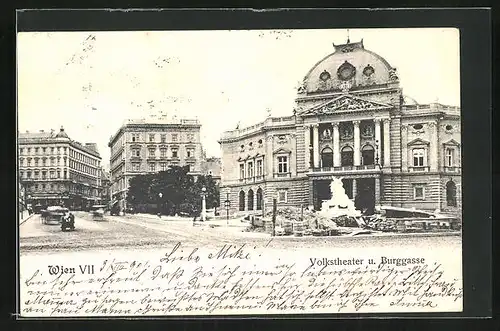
[20,212,462,254]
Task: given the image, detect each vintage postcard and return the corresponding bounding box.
[17,27,463,317]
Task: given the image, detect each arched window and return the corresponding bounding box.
[256,188,263,210]
[248,189,254,211]
[341,146,354,166]
[361,144,375,165]
[321,147,333,168]
[239,191,245,211]
[446,180,457,207]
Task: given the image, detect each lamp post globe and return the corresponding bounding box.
[157,192,163,218]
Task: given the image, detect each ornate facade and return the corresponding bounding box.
[108,116,203,211]
[18,127,103,209]
[219,39,461,215]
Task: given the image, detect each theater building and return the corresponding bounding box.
[219,39,461,216]
[18,126,103,209]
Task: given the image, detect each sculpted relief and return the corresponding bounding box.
[311,96,389,115]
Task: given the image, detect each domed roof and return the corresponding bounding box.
[298,39,399,95]
[55,126,70,139]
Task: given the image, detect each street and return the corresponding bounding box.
[20,212,462,254]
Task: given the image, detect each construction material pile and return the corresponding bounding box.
[364,217,398,232]
[265,206,338,231]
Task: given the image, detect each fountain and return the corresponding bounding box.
[318,177,362,219]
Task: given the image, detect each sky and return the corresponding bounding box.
[17,28,460,170]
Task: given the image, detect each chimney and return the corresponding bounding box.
[39,130,44,133]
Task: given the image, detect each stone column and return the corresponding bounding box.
[352,179,357,199]
[312,124,320,168]
[333,122,340,167]
[303,125,311,170]
[266,135,273,178]
[429,121,438,172]
[374,118,382,165]
[383,118,391,167]
[353,120,361,166]
[308,180,314,210]
[401,124,408,172]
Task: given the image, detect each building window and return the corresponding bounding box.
[42,147,46,154]
[51,184,55,191]
[27,171,31,178]
[149,163,155,172]
[256,159,263,176]
[161,134,166,143]
[186,148,193,158]
[27,147,31,154]
[51,147,54,154]
[278,189,288,203]
[42,184,46,190]
[446,148,454,167]
[57,170,60,178]
[149,134,155,142]
[51,158,55,166]
[27,158,31,167]
[172,149,178,158]
[42,158,46,166]
[413,185,425,200]
[132,163,140,172]
[34,171,39,179]
[277,156,288,173]
[149,148,156,157]
[64,170,67,179]
[19,158,24,166]
[160,148,167,157]
[247,161,254,178]
[239,191,245,211]
[42,171,47,179]
[20,171,24,178]
[160,163,167,171]
[239,164,245,179]
[256,188,263,210]
[248,189,254,210]
[187,133,194,141]
[172,134,178,142]
[412,148,425,167]
[35,147,39,154]
[50,170,55,179]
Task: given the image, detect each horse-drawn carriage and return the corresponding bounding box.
[90,205,106,221]
[41,206,75,231]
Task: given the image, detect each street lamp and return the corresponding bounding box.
[375,139,380,168]
[158,192,163,218]
[201,186,207,222]
[224,191,231,225]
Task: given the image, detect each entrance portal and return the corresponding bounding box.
[341,179,354,199]
[354,178,376,215]
[313,180,331,211]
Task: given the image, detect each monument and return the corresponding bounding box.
[318,177,362,219]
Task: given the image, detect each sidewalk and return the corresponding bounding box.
[19,210,34,225]
[130,212,248,226]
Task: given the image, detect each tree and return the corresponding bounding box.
[126,174,155,205]
[126,166,220,216]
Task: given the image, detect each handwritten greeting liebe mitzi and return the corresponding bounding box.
[20,242,463,316]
